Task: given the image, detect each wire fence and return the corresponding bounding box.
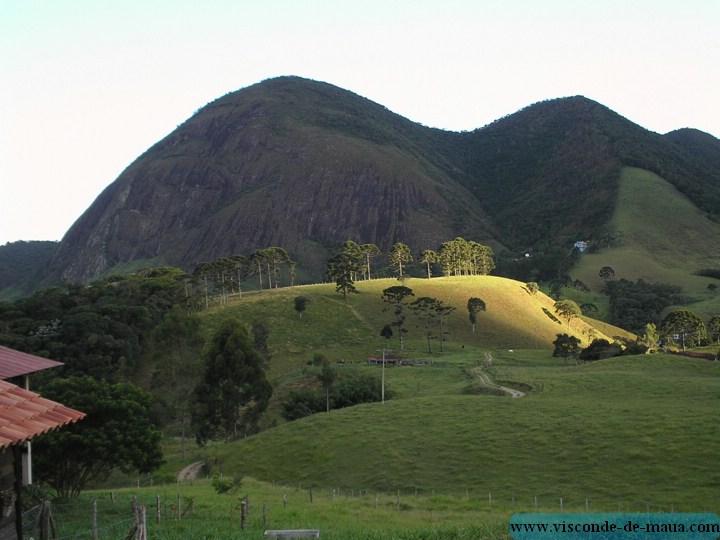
[20,482,714,539]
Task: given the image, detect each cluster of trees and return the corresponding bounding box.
[602,277,686,335]
[425,237,496,278]
[380,285,487,354]
[326,237,495,299]
[553,309,720,364]
[192,246,296,307]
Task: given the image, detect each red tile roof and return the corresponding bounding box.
[0,345,63,379]
[0,380,85,449]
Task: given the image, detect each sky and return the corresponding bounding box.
[1,0,718,245]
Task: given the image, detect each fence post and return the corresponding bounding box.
[177,494,181,520]
[156,495,161,523]
[241,498,248,530]
[92,499,98,540]
[126,504,146,540]
[263,502,268,528]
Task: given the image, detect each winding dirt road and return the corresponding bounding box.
[474,370,526,398]
[474,352,526,398]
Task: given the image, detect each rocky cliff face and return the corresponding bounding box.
[47,77,494,282]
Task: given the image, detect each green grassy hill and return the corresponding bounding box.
[173,351,719,511]
[572,166,720,318]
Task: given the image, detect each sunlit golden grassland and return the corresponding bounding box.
[199,276,629,378]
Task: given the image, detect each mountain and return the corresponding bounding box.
[44,76,494,284]
[6,76,719,291]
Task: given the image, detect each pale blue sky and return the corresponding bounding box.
[1,0,718,244]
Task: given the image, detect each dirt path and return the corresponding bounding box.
[475,370,526,398]
[475,352,526,398]
[177,461,205,482]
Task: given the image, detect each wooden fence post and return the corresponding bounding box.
[241,498,248,530]
[156,495,161,523]
[92,499,98,540]
[35,500,57,540]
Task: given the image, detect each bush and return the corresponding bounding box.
[580,339,623,361]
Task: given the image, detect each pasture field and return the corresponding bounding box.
[152,349,719,537]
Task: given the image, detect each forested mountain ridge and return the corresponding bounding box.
[3,76,718,292]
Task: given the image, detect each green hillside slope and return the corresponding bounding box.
[194,353,718,510]
[572,167,720,316]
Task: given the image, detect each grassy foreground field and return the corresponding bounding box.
[202,353,718,512]
[149,350,719,539]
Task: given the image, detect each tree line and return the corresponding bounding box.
[326,237,495,299]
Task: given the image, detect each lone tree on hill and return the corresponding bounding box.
[192,318,272,444]
[326,241,363,300]
[317,359,338,413]
[554,299,582,329]
[294,296,309,318]
[467,297,487,333]
[599,266,615,281]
